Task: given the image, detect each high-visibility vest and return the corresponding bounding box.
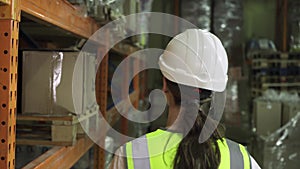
[124,129,251,169]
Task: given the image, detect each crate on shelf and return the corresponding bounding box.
[16,108,99,146]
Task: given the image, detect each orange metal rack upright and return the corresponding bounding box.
[0,0,20,168]
[0,0,142,168]
[0,0,110,168]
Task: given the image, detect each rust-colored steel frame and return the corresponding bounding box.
[20,0,99,39]
[94,43,141,168]
[132,57,140,108]
[121,59,129,138]
[1,0,142,168]
[0,19,18,169]
[94,47,109,169]
[275,0,288,52]
[0,0,20,168]
[1,0,109,168]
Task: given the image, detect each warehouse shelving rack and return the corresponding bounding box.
[0,0,141,168]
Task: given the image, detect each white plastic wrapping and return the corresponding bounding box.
[253,90,300,136]
[288,0,300,51]
[214,0,243,52]
[181,0,211,31]
[252,112,300,169]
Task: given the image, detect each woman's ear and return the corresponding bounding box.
[162,77,168,93]
[162,78,176,107]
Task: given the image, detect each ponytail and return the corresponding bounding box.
[165,79,222,169]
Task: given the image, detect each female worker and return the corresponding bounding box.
[109,29,260,169]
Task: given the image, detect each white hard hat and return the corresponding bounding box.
[158,29,228,92]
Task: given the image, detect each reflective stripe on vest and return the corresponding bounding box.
[227,139,244,169]
[125,135,151,169]
[125,130,251,169]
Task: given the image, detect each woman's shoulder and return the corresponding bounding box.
[125,129,172,145]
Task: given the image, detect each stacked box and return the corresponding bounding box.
[22,51,98,115]
[253,99,282,136]
[282,102,300,125]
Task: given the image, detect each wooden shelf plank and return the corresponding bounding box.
[22,137,94,169]
[20,0,99,38]
[17,114,75,122]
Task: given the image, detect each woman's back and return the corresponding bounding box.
[122,129,251,169]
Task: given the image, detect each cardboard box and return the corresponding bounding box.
[22,52,55,114]
[56,52,84,114]
[253,99,282,136]
[22,51,97,115]
[282,102,300,125]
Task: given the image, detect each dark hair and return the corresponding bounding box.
[165,78,222,169]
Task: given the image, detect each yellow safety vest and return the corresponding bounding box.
[124,129,251,169]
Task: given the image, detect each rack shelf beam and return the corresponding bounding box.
[20,0,99,39]
[22,137,94,169]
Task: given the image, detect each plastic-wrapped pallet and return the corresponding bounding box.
[278,91,300,125]
[213,0,243,56]
[181,0,211,31]
[251,112,300,169]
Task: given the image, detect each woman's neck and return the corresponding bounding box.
[166,105,180,129]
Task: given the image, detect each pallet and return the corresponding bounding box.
[252,82,300,88]
[251,89,263,97]
[252,75,300,83]
[250,51,300,60]
[251,51,286,59]
[251,59,300,69]
[251,86,300,98]
[17,107,99,146]
[252,68,300,76]
[249,44,300,99]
